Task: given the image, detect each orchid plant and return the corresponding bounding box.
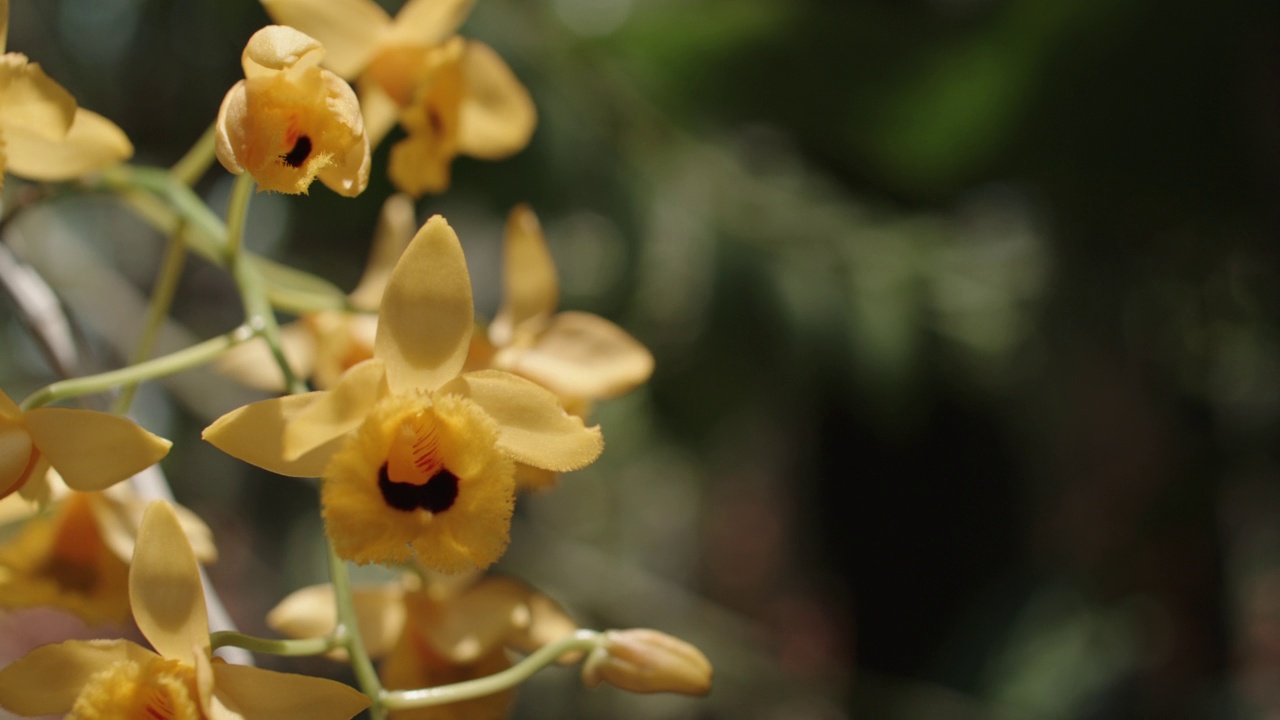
[0,1,710,718]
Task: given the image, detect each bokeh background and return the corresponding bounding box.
[4,0,1280,717]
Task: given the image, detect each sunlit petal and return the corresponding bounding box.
[0,639,154,715]
[499,311,655,400]
[241,24,326,79]
[212,662,371,719]
[440,370,603,471]
[375,215,474,393]
[267,580,407,659]
[22,408,170,492]
[0,418,31,499]
[214,80,248,174]
[315,71,371,197]
[349,192,417,312]
[203,393,345,478]
[456,42,536,160]
[130,501,209,666]
[423,576,548,664]
[0,54,75,140]
[260,0,392,79]
[4,108,132,181]
[284,358,388,460]
[490,204,558,347]
[385,0,476,47]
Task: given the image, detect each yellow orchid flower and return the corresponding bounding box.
[260,0,535,196]
[0,388,171,503]
[215,25,371,196]
[216,193,416,393]
[581,629,713,696]
[0,1,132,187]
[203,215,603,572]
[0,500,370,719]
[0,474,217,626]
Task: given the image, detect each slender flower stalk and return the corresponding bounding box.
[111,235,187,415]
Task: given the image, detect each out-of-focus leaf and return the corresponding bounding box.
[249,256,350,314]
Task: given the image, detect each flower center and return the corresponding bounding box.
[280,134,312,168]
[378,413,458,514]
[70,656,201,720]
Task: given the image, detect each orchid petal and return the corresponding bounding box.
[315,71,372,197]
[214,80,248,174]
[0,639,154,715]
[500,311,655,399]
[349,193,416,312]
[267,581,407,659]
[0,388,20,418]
[385,0,477,47]
[424,576,554,664]
[357,82,401,150]
[216,324,318,394]
[283,358,389,461]
[260,0,392,79]
[0,0,8,53]
[440,370,603,471]
[241,25,326,79]
[202,393,344,478]
[22,408,170,492]
[212,662,371,720]
[490,204,557,347]
[0,54,75,141]
[456,42,536,160]
[94,484,219,564]
[0,417,31,499]
[375,215,474,393]
[4,107,132,181]
[131,501,209,666]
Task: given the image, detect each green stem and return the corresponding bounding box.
[19,324,256,410]
[210,630,345,658]
[327,541,387,720]
[169,122,218,187]
[224,173,255,264]
[381,630,605,710]
[112,235,187,415]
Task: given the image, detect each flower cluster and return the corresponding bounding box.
[0,1,710,717]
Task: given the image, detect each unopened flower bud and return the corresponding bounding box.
[581,629,712,696]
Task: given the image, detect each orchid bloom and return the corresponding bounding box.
[0,474,217,626]
[216,193,416,393]
[203,215,603,572]
[216,25,371,196]
[268,570,578,719]
[260,0,535,196]
[0,388,170,503]
[0,501,370,719]
[0,0,132,187]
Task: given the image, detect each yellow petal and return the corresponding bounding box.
[267,580,407,659]
[260,0,392,79]
[315,70,371,197]
[202,393,345,478]
[440,370,603,472]
[216,324,318,394]
[213,662,371,719]
[0,416,32,499]
[387,130,453,197]
[0,0,8,53]
[22,408,170,492]
[424,576,564,664]
[375,215,474,393]
[385,0,476,47]
[498,311,655,400]
[581,629,713,696]
[214,79,249,175]
[0,53,75,141]
[490,204,558,347]
[93,484,219,564]
[283,358,389,461]
[456,41,536,160]
[348,192,417,312]
[0,639,155,715]
[241,24,326,79]
[130,500,209,666]
[357,81,401,150]
[4,107,133,181]
[0,387,20,418]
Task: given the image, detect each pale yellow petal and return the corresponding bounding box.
[499,311,655,400]
[425,576,558,664]
[214,79,249,175]
[375,215,474,393]
[260,0,392,79]
[93,485,219,564]
[315,70,371,197]
[385,0,476,47]
[212,662,371,720]
[0,0,8,53]
[0,54,75,141]
[216,324,318,393]
[490,203,558,347]
[358,81,401,151]
[241,24,326,79]
[456,42,536,160]
[22,408,170,492]
[202,393,345,478]
[131,500,209,666]
[348,192,416,312]
[0,416,32,499]
[283,358,389,461]
[267,581,407,659]
[0,387,20,418]
[440,370,603,472]
[387,130,452,197]
[4,107,133,181]
[0,639,155,715]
